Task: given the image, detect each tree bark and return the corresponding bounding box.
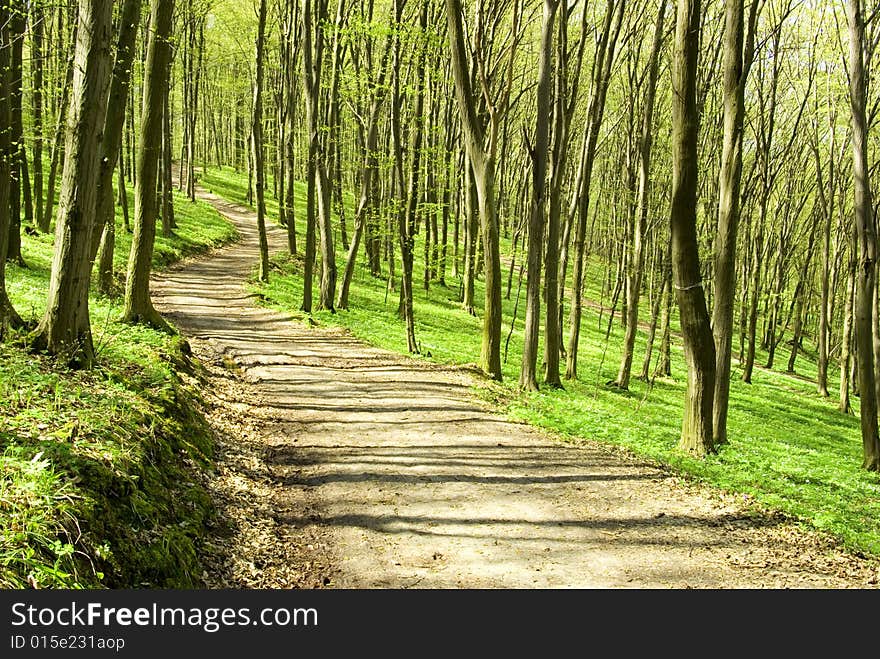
[0,5,23,329]
[670,0,715,455]
[90,0,143,269]
[711,0,757,444]
[122,0,175,330]
[6,1,26,266]
[252,0,270,282]
[32,0,113,366]
[846,0,880,471]
[519,0,559,391]
[615,0,666,390]
[565,0,625,380]
[445,0,515,381]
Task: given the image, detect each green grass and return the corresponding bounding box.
[0,184,237,588]
[201,164,880,560]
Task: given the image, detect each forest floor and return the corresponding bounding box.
[152,187,880,588]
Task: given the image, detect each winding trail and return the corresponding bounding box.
[152,186,878,588]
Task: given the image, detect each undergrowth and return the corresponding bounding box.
[0,185,236,588]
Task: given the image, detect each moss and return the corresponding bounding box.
[1,184,234,589]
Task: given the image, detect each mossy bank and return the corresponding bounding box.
[1,186,237,588]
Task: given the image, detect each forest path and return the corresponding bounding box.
[152,186,877,588]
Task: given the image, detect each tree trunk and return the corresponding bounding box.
[90,0,143,267]
[6,1,26,266]
[32,0,113,366]
[337,29,391,310]
[616,0,666,390]
[392,0,425,353]
[519,0,559,391]
[302,0,335,312]
[814,121,834,396]
[641,251,668,380]
[252,0,270,282]
[462,165,478,314]
[840,236,855,414]
[161,66,175,236]
[122,0,175,330]
[711,0,757,444]
[846,0,880,471]
[41,48,75,233]
[445,0,509,381]
[30,1,45,229]
[670,0,715,455]
[0,6,23,328]
[283,0,299,256]
[741,213,763,383]
[565,0,625,380]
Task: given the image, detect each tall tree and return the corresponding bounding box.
[6,0,27,266]
[252,0,270,283]
[445,0,520,381]
[710,0,758,444]
[31,0,113,366]
[93,0,144,295]
[122,0,176,329]
[336,10,393,310]
[391,0,426,354]
[846,0,880,471]
[565,0,625,380]
[544,2,588,388]
[520,0,559,391]
[670,0,715,455]
[30,0,46,231]
[302,0,336,312]
[0,1,23,329]
[614,0,667,390]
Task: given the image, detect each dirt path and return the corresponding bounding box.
[152,189,879,589]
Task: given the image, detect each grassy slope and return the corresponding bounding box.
[0,185,237,588]
[201,165,880,559]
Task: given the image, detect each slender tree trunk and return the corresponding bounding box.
[302,0,335,311]
[30,1,45,229]
[840,243,855,414]
[565,0,624,380]
[0,6,23,328]
[520,0,558,391]
[161,67,174,236]
[656,262,673,377]
[6,1,26,265]
[41,48,75,233]
[741,213,763,383]
[616,0,666,390]
[462,166,478,314]
[122,0,175,330]
[252,0,270,282]
[337,31,391,310]
[641,251,668,380]
[445,0,508,380]
[91,0,143,267]
[283,1,299,256]
[392,0,425,353]
[815,132,833,397]
[712,0,757,444]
